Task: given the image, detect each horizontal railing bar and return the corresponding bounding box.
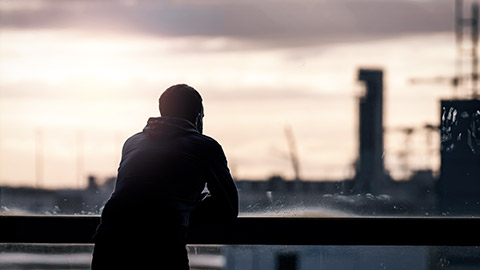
[0,216,479,246]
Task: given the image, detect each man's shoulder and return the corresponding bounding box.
[196,134,222,149]
[125,130,223,151]
[129,131,144,138]
[125,132,145,143]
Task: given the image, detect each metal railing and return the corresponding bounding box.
[1,216,479,246]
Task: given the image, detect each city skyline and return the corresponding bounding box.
[0,0,462,188]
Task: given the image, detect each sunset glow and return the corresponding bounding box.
[0,0,459,188]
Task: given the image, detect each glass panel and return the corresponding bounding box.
[0,244,93,269]
[1,244,479,270]
[224,245,480,270]
[0,1,479,216]
[0,244,223,270]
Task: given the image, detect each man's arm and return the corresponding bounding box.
[190,142,238,223]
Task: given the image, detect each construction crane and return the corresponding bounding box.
[409,0,480,99]
[386,123,439,178]
[455,0,479,98]
[408,76,460,88]
[284,125,301,181]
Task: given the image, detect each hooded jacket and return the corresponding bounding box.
[94,117,238,244]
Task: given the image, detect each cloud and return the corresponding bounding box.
[0,0,453,46]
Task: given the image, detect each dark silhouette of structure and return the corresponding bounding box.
[0,176,113,215]
[354,69,387,194]
[438,99,480,214]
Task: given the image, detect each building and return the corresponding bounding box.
[354,69,387,194]
[438,99,480,215]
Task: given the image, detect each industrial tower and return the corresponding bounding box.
[354,69,386,194]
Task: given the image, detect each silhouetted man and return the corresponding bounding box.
[92,84,238,269]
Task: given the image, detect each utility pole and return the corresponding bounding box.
[76,130,84,189]
[35,128,44,188]
[284,125,301,181]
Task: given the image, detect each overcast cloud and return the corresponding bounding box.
[0,0,453,46]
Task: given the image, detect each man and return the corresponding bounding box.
[92,84,238,269]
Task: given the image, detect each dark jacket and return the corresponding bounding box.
[94,117,238,244]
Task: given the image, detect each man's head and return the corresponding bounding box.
[159,84,204,132]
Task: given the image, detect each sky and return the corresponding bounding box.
[0,0,469,188]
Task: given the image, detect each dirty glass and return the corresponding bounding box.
[0,0,479,216]
[1,244,479,270]
[0,244,222,270]
[224,245,480,270]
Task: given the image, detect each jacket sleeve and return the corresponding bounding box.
[190,141,239,223]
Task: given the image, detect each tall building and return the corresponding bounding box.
[438,99,480,214]
[355,69,386,194]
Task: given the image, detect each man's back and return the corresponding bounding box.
[92,85,238,270]
[114,117,217,210]
[96,117,234,233]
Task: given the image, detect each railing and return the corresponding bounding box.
[1,216,479,246]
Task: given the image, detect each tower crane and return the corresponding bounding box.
[409,0,480,99]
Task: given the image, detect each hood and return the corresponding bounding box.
[143,117,199,139]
